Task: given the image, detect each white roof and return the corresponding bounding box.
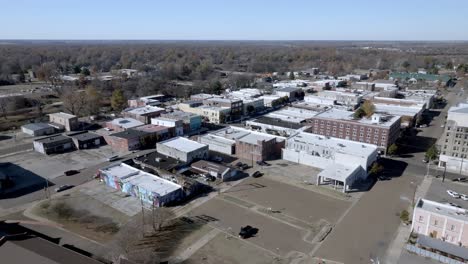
[266,107,320,123]
[209,126,283,145]
[158,137,207,153]
[315,108,400,127]
[318,163,360,182]
[110,118,144,128]
[417,199,468,222]
[49,112,76,119]
[100,163,181,195]
[125,106,164,115]
[287,132,378,157]
[374,103,423,117]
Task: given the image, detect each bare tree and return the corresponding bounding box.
[60,87,87,116]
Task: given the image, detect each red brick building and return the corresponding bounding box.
[305,109,401,153]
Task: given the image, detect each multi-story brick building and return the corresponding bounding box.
[305,108,401,153]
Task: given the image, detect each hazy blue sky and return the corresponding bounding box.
[1,0,467,40]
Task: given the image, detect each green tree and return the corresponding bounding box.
[81,68,90,76]
[370,163,384,175]
[387,144,398,156]
[111,89,126,111]
[402,61,411,71]
[353,108,365,119]
[361,101,375,117]
[400,210,409,223]
[425,145,438,161]
[289,71,295,80]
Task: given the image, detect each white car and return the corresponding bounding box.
[447,190,461,198]
[461,194,468,201]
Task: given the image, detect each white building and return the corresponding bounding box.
[282,132,378,192]
[151,117,184,136]
[304,95,336,106]
[21,123,55,137]
[438,103,468,174]
[317,90,363,108]
[156,137,208,163]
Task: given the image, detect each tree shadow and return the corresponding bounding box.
[0,162,54,199]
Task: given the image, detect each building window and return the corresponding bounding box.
[433,220,438,226]
[419,216,423,222]
[450,225,455,231]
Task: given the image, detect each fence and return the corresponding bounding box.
[406,244,465,264]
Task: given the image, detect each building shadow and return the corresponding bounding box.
[0,163,54,199]
[0,135,12,141]
[378,158,408,178]
[397,135,437,155]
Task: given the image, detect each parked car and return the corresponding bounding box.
[107,155,119,162]
[256,161,270,166]
[235,162,243,168]
[419,124,428,128]
[211,156,223,162]
[64,170,79,176]
[251,171,262,178]
[378,175,391,181]
[441,124,445,128]
[447,190,461,198]
[239,225,258,239]
[446,202,462,208]
[422,159,429,163]
[461,194,468,201]
[452,177,467,182]
[240,164,249,171]
[55,185,74,193]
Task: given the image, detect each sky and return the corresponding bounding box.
[1,0,468,41]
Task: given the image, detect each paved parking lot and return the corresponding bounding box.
[424,178,468,209]
[226,177,350,224]
[189,197,314,256]
[1,145,115,180]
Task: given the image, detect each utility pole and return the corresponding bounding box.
[140,197,145,236]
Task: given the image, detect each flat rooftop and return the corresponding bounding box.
[134,151,182,171]
[287,132,378,157]
[124,106,165,115]
[67,131,102,141]
[34,135,71,144]
[191,160,231,174]
[319,163,360,182]
[315,108,400,127]
[22,123,52,131]
[448,102,468,114]
[158,137,207,153]
[100,163,181,195]
[238,131,278,145]
[209,126,284,144]
[416,199,468,222]
[109,118,144,129]
[266,107,320,123]
[374,103,423,117]
[276,86,302,92]
[161,111,199,119]
[49,112,76,119]
[133,124,169,133]
[110,129,149,139]
[249,116,304,129]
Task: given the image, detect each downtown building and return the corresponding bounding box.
[305,108,401,153]
[438,103,468,174]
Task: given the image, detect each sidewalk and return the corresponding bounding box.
[383,175,433,263]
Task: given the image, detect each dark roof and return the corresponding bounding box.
[191,160,231,174]
[251,116,304,129]
[22,123,52,131]
[68,132,103,142]
[417,235,468,260]
[0,222,103,264]
[110,129,150,139]
[34,135,72,147]
[133,151,183,171]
